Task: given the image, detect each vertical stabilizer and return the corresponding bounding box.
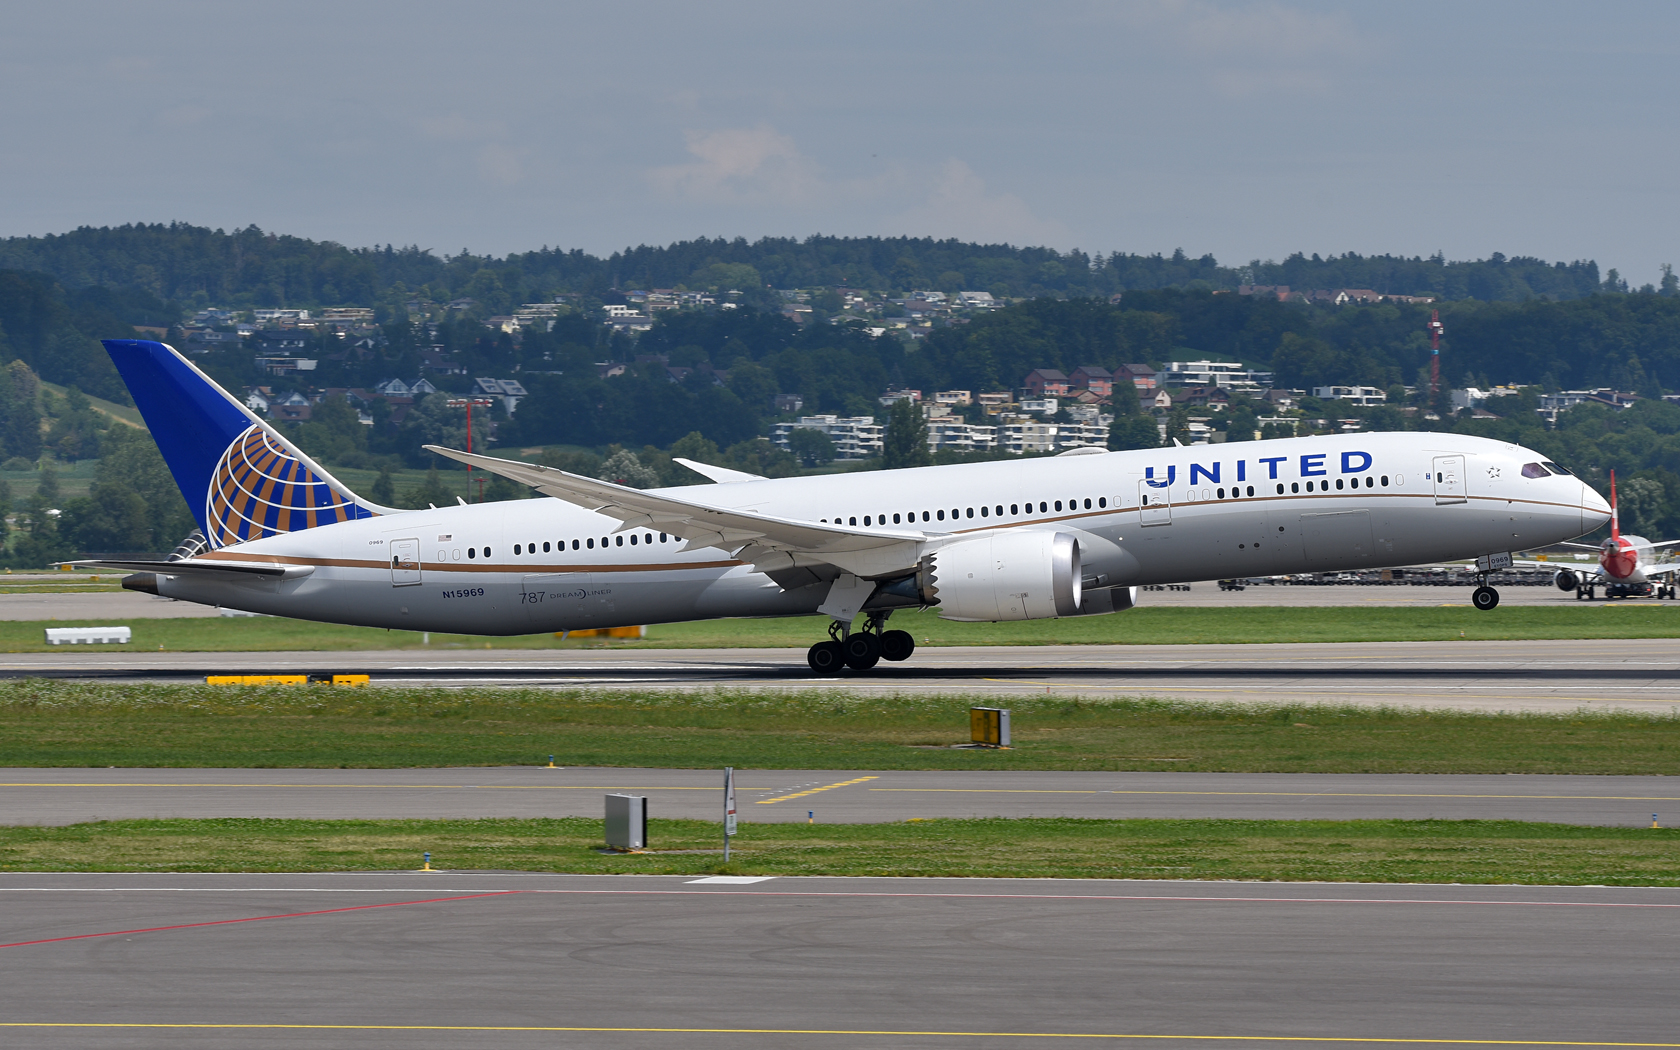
[102,339,393,548]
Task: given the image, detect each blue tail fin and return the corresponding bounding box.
[103,340,387,548]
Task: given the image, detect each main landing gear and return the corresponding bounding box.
[1471,574,1500,611]
[806,612,916,674]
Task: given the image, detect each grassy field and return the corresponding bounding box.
[2,815,1677,884]
[1,680,1677,773]
[6,603,1680,652]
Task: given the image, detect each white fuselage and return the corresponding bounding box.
[157,432,1608,634]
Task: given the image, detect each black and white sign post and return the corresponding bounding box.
[723,766,738,862]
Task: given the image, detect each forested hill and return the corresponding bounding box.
[0,224,1613,310]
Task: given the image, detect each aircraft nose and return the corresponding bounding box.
[1582,483,1611,531]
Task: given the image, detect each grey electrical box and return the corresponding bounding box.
[605,793,648,851]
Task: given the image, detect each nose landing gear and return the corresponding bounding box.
[806,613,916,673]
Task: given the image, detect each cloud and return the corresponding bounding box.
[648,125,823,203]
[894,159,1069,247]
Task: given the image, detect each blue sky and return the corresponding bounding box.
[4,1,1676,283]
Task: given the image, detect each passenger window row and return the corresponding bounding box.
[1273,475,1393,495]
[821,498,1110,527]
[508,533,670,556]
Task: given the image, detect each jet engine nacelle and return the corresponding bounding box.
[921,531,1082,621]
[1555,569,1580,592]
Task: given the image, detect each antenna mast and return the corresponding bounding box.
[1426,309,1444,398]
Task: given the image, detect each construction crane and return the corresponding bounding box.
[1427,309,1444,398]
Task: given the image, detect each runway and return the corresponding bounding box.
[4,766,1677,827]
[0,871,1672,1049]
[2,638,1678,713]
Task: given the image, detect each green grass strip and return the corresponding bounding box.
[2,680,1679,773]
[3,816,1678,885]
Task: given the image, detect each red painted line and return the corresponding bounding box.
[0,890,518,949]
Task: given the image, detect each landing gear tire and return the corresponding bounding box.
[1472,585,1500,611]
[879,629,915,662]
[842,632,881,670]
[807,640,846,674]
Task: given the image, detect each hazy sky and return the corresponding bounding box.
[4,2,1676,282]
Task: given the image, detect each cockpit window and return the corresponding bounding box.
[1521,462,1549,479]
[1541,461,1572,476]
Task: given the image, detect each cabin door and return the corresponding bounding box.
[1433,455,1466,505]
[390,538,421,586]
[1138,480,1172,526]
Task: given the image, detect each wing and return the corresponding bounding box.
[673,457,766,483]
[423,445,928,585]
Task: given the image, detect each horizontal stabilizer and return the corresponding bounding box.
[76,559,316,580]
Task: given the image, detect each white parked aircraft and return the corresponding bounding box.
[90,340,1610,672]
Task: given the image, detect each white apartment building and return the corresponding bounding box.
[1002,421,1058,454]
[1162,360,1274,390]
[771,415,884,459]
[1313,385,1388,405]
[927,420,997,454]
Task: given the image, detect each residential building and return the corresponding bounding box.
[770,415,884,459]
[957,291,997,308]
[1018,398,1058,416]
[1022,368,1071,397]
[1055,421,1109,450]
[976,392,1013,408]
[1314,385,1387,406]
[1001,421,1058,454]
[932,390,972,407]
[254,356,318,376]
[926,420,997,454]
[1069,365,1114,397]
[1140,388,1174,414]
[879,388,922,406]
[253,309,311,322]
[319,308,374,323]
[774,393,805,413]
[1162,360,1273,390]
[1177,385,1232,410]
[474,377,528,414]
[1116,363,1159,392]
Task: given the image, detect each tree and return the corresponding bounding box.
[370,466,396,506]
[881,397,930,469]
[786,427,835,467]
[599,449,660,488]
[0,360,42,462]
[402,465,453,509]
[1108,414,1161,450]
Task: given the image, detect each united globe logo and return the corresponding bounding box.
[205,425,376,547]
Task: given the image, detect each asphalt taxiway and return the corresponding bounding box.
[2,767,1675,827]
[1,638,1678,712]
[0,872,1672,1049]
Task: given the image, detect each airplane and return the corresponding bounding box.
[86,339,1611,673]
[1542,471,1680,600]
